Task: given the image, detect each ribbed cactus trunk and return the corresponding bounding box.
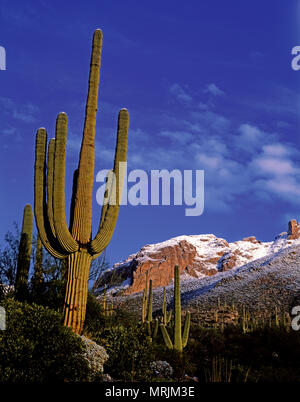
[147,279,153,323]
[64,250,92,334]
[174,265,182,352]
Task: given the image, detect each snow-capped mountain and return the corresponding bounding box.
[99,220,300,295]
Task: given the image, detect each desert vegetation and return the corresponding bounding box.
[0,27,299,384]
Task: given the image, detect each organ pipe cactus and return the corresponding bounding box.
[34,29,129,334]
[160,265,191,352]
[15,204,33,301]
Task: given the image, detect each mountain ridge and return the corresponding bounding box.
[99,220,300,295]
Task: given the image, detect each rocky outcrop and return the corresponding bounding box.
[100,221,300,295]
[288,220,300,240]
[79,335,109,379]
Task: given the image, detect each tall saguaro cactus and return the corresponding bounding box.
[160,265,190,352]
[34,29,129,334]
[15,204,33,301]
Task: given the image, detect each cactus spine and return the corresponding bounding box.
[15,204,33,301]
[33,30,129,334]
[160,265,190,352]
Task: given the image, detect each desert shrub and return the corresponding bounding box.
[83,292,139,335]
[93,323,155,381]
[0,298,90,382]
[185,323,300,382]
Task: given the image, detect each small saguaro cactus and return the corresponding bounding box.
[145,279,158,342]
[160,265,191,353]
[141,271,149,323]
[15,204,33,301]
[34,29,129,334]
[147,279,153,323]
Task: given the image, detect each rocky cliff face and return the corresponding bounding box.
[100,221,300,295]
[288,219,300,240]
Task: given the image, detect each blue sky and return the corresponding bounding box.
[0,0,300,265]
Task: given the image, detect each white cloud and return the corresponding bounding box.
[204,83,225,97]
[169,83,192,103]
[252,157,297,176]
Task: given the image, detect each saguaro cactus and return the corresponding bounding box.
[161,287,172,325]
[141,271,149,323]
[34,29,129,334]
[15,204,33,301]
[160,265,190,352]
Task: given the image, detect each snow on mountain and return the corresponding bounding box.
[99,221,300,295]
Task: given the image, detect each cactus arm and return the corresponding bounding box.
[100,170,114,227]
[53,113,79,253]
[90,109,129,255]
[163,287,167,325]
[142,289,146,323]
[168,309,172,324]
[146,321,151,337]
[182,311,191,348]
[160,324,173,349]
[72,29,103,244]
[89,170,115,260]
[34,128,67,259]
[46,138,56,238]
[69,169,78,232]
[174,265,182,352]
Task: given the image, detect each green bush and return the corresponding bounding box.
[83,292,139,335]
[0,299,90,382]
[93,324,155,381]
[186,323,300,382]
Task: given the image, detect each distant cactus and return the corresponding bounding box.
[161,287,172,325]
[145,279,158,342]
[142,271,149,323]
[15,204,33,301]
[147,318,159,342]
[33,29,129,334]
[160,265,190,352]
[147,279,153,323]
